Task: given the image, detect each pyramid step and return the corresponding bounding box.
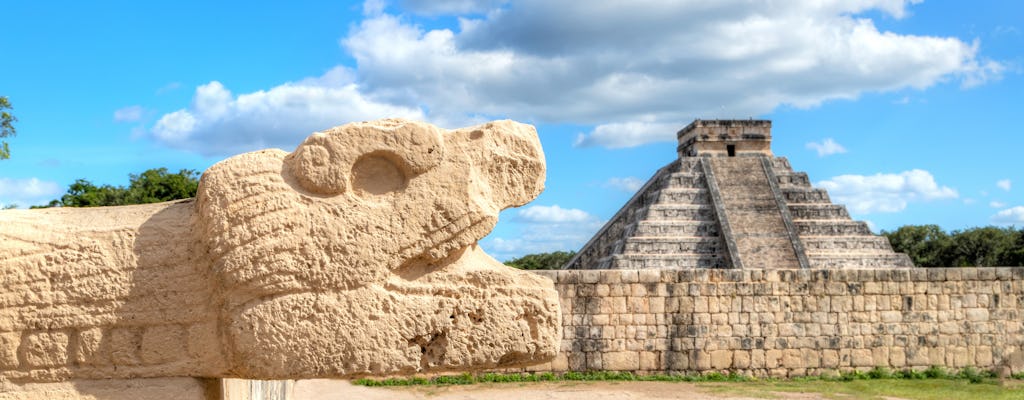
[788,204,850,220]
[609,254,730,269]
[802,236,895,252]
[647,188,711,205]
[783,188,832,204]
[635,221,721,236]
[623,236,725,254]
[666,173,707,188]
[645,204,716,220]
[795,220,871,236]
[771,157,793,170]
[775,171,810,187]
[678,159,703,171]
[807,253,915,268]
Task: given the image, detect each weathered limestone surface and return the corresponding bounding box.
[0,377,213,400]
[0,119,561,390]
[523,268,1024,377]
[707,157,800,269]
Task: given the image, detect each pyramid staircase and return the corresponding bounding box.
[565,120,912,270]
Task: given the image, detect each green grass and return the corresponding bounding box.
[352,367,1024,399]
[353,370,750,387]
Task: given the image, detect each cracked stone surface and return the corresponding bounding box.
[0,119,561,391]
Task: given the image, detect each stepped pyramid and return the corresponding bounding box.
[565,120,913,270]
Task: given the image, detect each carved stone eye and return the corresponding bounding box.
[290,141,346,196]
[351,151,409,196]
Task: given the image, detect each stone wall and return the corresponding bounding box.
[524,268,1024,377]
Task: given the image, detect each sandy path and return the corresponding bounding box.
[292,380,833,400]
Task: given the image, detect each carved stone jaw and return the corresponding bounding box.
[192,118,558,378]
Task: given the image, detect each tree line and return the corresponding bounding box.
[881,225,1024,268]
[27,168,200,208]
[503,226,1024,270]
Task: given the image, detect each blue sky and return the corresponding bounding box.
[1,1,1021,260]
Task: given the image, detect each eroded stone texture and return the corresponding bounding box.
[0,119,560,385]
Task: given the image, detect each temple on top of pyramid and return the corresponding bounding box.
[564,119,913,270]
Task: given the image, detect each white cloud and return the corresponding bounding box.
[604,176,645,193]
[963,198,976,205]
[805,138,848,157]
[997,179,1012,191]
[516,204,593,223]
[113,105,145,122]
[149,1,1001,152]
[992,206,1024,225]
[574,121,681,149]
[990,201,1007,208]
[485,204,604,260]
[817,169,957,214]
[0,177,62,208]
[345,1,999,148]
[150,67,423,156]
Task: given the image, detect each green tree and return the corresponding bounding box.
[882,224,952,268]
[0,96,17,159]
[883,224,1024,267]
[124,168,200,204]
[58,179,130,207]
[947,226,1020,267]
[45,168,200,207]
[504,251,577,270]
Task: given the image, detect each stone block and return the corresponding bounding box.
[852,349,873,367]
[765,349,783,368]
[733,350,751,369]
[710,350,733,369]
[665,352,689,370]
[871,347,889,366]
[966,308,989,322]
[109,327,141,365]
[568,353,586,370]
[141,325,187,365]
[638,269,661,283]
[821,350,839,368]
[906,348,930,366]
[73,327,106,365]
[581,270,601,284]
[928,347,946,367]
[603,351,639,370]
[649,297,666,313]
[0,332,20,368]
[976,346,994,367]
[782,349,803,369]
[620,270,639,283]
[22,332,70,368]
[948,347,970,367]
[639,351,660,370]
[693,351,711,370]
[550,353,569,371]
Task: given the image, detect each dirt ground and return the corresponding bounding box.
[292,379,851,400]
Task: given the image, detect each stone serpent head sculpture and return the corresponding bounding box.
[0,119,560,383]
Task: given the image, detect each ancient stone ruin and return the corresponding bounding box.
[518,120,1022,378]
[0,119,561,396]
[566,119,913,270]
